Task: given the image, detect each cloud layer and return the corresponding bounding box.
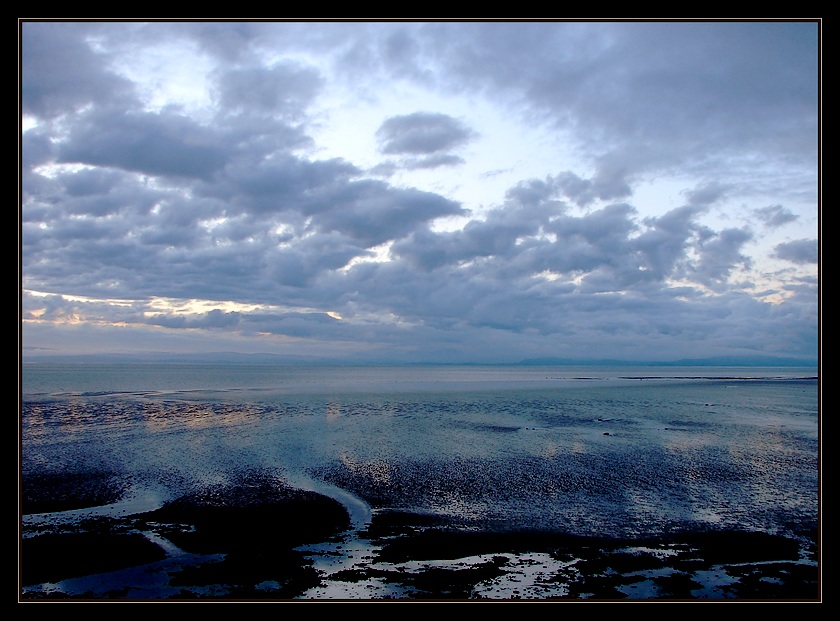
[21,21,819,363]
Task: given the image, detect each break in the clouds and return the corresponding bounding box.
[20,20,819,363]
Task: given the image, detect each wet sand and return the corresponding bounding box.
[19,468,819,601]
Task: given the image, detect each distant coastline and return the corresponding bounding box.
[20,351,818,368]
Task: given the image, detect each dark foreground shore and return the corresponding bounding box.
[19,469,820,601]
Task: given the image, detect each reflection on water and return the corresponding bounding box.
[21,365,818,540]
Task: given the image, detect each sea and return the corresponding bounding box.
[19,362,820,599]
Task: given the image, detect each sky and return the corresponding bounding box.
[19,20,820,364]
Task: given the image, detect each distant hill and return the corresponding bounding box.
[515,355,818,367]
[21,350,817,367]
[19,351,338,365]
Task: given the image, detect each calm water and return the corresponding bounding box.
[20,363,819,539]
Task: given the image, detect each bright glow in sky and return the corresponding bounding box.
[20,20,820,363]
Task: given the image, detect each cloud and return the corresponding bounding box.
[773,239,818,264]
[183,21,270,63]
[21,126,57,172]
[376,112,475,165]
[684,181,731,207]
[20,21,819,364]
[402,153,466,170]
[21,22,136,120]
[692,227,753,288]
[207,154,361,216]
[58,109,230,180]
[554,165,632,207]
[413,22,818,185]
[634,205,708,281]
[307,180,466,246]
[146,308,241,329]
[215,63,323,118]
[753,205,799,228]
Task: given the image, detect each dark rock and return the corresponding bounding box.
[21,532,167,586]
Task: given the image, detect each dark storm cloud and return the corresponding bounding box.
[377,112,475,156]
[773,239,818,264]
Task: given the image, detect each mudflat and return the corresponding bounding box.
[19,468,819,601]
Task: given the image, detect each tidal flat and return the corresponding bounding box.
[20,364,820,601]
